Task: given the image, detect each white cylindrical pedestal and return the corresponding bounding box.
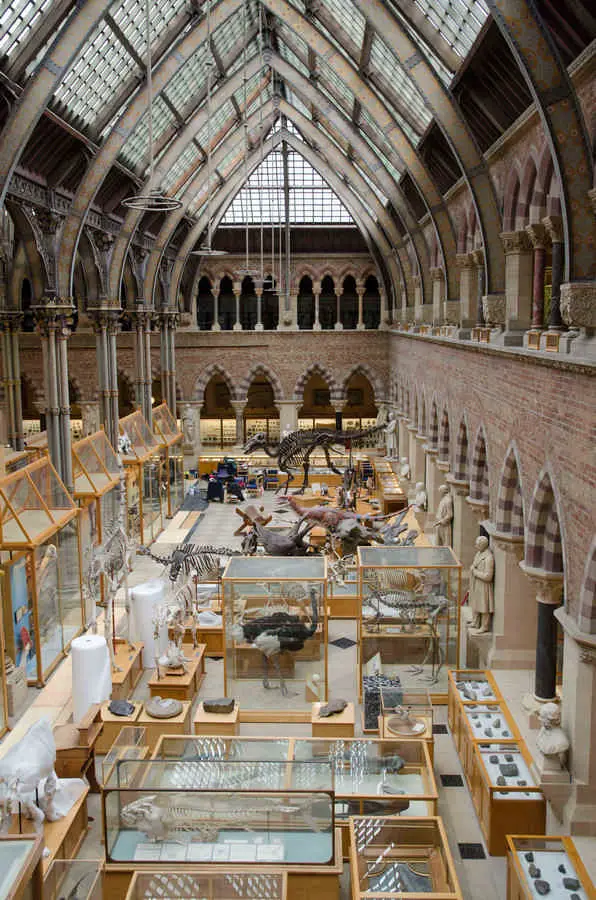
[71,635,111,724]
[130,579,167,667]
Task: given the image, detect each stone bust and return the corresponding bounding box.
[414,482,427,512]
[536,702,569,769]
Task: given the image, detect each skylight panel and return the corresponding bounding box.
[53,20,138,128]
[316,57,354,114]
[286,90,311,120]
[110,0,189,57]
[413,0,489,58]
[161,141,201,194]
[369,35,431,135]
[0,0,53,59]
[278,39,310,79]
[389,6,453,85]
[119,94,176,170]
[275,21,309,59]
[212,1,255,59]
[195,99,236,149]
[318,0,366,50]
[234,65,266,110]
[162,41,209,116]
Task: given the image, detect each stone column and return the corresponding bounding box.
[80,401,101,437]
[231,400,246,446]
[167,312,177,414]
[413,275,424,323]
[519,564,563,704]
[424,446,441,515]
[313,282,321,331]
[211,279,221,332]
[277,399,298,435]
[499,230,534,340]
[485,527,537,669]
[379,289,388,329]
[181,402,201,456]
[106,309,121,447]
[446,476,477,573]
[56,313,74,492]
[158,309,170,409]
[0,311,24,450]
[430,267,445,324]
[255,290,264,331]
[398,415,410,461]
[457,253,477,331]
[472,249,485,326]
[334,290,343,330]
[132,304,147,414]
[233,283,242,332]
[526,223,548,330]
[543,216,564,331]
[356,284,365,330]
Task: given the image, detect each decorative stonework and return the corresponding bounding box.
[443,300,460,324]
[560,281,596,328]
[579,646,596,666]
[499,231,532,254]
[456,253,475,268]
[482,293,505,326]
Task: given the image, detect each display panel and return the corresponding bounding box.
[57,517,83,646]
[222,557,327,715]
[508,836,594,900]
[33,534,63,677]
[5,553,37,679]
[142,456,163,543]
[126,871,287,900]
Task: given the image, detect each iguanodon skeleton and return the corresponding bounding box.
[138,544,243,583]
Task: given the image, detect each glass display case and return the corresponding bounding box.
[328,564,360,619]
[447,668,503,742]
[152,403,185,518]
[506,835,595,900]
[358,546,462,702]
[43,859,103,900]
[152,735,291,763]
[0,574,8,739]
[349,816,463,898]
[200,417,237,448]
[103,759,335,866]
[244,417,281,446]
[0,459,84,685]
[457,701,520,781]
[0,834,43,900]
[125,871,287,900]
[221,556,328,719]
[470,741,546,856]
[102,726,150,787]
[379,689,435,762]
[119,412,163,545]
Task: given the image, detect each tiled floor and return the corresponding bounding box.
[3,486,596,898]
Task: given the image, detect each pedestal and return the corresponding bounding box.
[97,700,143,753]
[194,701,240,735]
[448,479,478,575]
[487,530,537,669]
[111,641,144,699]
[424,448,441,515]
[311,702,355,737]
[137,701,192,752]
[147,644,205,701]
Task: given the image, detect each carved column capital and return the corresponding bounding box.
[542,215,563,244]
[33,298,75,337]
[518,563,564,604]
[471,248,484,267]
[429,266,445,282]
[499,230,533,254]
[456,253,476,268]
[0,310,23,332]
[560,281,596,329]
[526,223,548,250]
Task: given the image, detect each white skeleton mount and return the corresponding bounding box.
[85,454,136,671]
[151,575,210,679]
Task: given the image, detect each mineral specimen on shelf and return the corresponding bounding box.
[203,698,235,714]
[499,763,519,777]
[489,755,499,764]
[109,699,135,716]
[558,864,566,874]
[563,878,580,891]
[534,880,550,895]
[318,699,348,717]
[528,864,541,878]
[484,728,493,737]
[496,775,506,786]
[524,852,534,862]
[144,696,183,719]
[505,754,514,762]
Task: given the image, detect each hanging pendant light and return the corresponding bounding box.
[236,0,259,278]
[122,0,182,211]
[190,1,228,256]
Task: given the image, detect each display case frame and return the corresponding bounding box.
[119,412,164,545]
[447,668,504,740]
[124,870,288,900]
[358,546,462,704]
[152,403,185,519]
[0,459,84,685]
[221,556,328,722]
[469,741,546,856]
[43,859,103,900]
[506,835,596,900]
[0,573,9,739]
[379,690,435,762]
[328,564,360,619]
[456,700,521,781]
[348,815,463,899]
[0,833,44,900]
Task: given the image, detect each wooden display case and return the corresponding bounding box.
[152,403,184,519]
[111,641,144,700]
[101,726,150,787]
[328,565,360,619]
[43,859,103,900]
[194,700,240,735]
[0,834,44,900]
[0,458,84,686]
[456,699,521,781]
[447,668,503,740]
[119,412,163,545]
[97,701,144,754]
[348,816,463,899]
[506,835,596,900]
[469,741,546,856]
[137,701,192,752]
[358,546,462,704]
[311,702,355,738]
[124,870,287,900]
[379,690,435,763]
[147,643,205,700]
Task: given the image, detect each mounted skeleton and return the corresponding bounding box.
[139,544,242,585]
[244,425,385,494]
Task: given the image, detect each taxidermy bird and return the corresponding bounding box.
[231,588,319,696]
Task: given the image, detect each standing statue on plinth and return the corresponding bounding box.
[433,484,453,546]
[468,536,494,633]
[384,412,398,459]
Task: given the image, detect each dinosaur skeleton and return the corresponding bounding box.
[244,425,385,494]
[120,792,323,843]
[139,544,242,585]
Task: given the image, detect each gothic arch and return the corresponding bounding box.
[453,417,469,481]
[503,163,522,232]
[438,406,450,463]
[193,364,238,402]
[419,392,427,435]
[238,364,284,402]
[578,537,596,635]
[294,364,340,402]
[340,364,383,402]
[429,399,439,449]
[469,425,490,505]
[525,468,564,574]
[495,442,525,537]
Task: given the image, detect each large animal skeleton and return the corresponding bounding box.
[120,792,323,843]
[139,544,241,585]
[232,588,319,695]
[244,425,385,494]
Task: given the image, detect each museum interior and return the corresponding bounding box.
[0,0,595,897]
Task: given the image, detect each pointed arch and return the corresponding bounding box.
[469,425,489,504]
[293,363,339,402]
[525,469,564,574]
[193,364,237,403]
[429,400,439,449]
[438,406,450,463]
[419,393,427,436]
[340,364,383,403]
[496,443,525,537]
[238,365,284,402]
[503,164,522,233]
[578,537,596,635]
[453,417,469,481]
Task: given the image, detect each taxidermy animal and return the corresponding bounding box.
[244,425,384,494]
[232,588,319,695]
[139,544,241,583]
[120,793,321,843]
[280,494,410,535]
[240,519,317,556]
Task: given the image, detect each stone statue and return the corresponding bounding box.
[433,484,453,547]
[384,412,398,459]
[400,457,411,480]
[181,405,195,445]
[414,482,427,512]
[536,702,569,770]
[468,536,495,633]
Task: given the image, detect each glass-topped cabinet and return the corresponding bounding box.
[0,459,84,685]
[358,546,462,702]
[506,835,595,900]
[222,556,328,719]
[119,411,164,545]
[0,834,44,900]
[125,871,288,900]
[152,403,185,518]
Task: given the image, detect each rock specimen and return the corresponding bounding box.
[489,755,499,764]
[496,775,506,786]
[557,864,566,874]
[504,753,514,762]
[144,696,183,719]
[203,698,235,714]
[534,881,550,895]
[108,699,135,716]
[318,699,348,717]
[524,852,534,862]
[563,878,580,891]
[499,763,519,777]
[528,864,541,878]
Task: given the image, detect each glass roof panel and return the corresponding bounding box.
[162,42,210,117]
[318,0,365,48]
[161,141,202,193]
[278,39,310,79]
[119,94,177,170]
[369,34,431,135]
[315,56,354,115]
[411,0,489,59]
[111,0,189,56]
[286,89,311,120]
[212,1,255,59]
[0,0,54,59]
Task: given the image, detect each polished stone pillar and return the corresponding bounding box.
[107,310,120,448]
[233,284,242,331]
[527,223,547,329]
[543,216,564,331]
[473,249,485,326]
[334,291,343,330]
[520,564,563,702]
[211,279,221,332]
[232,400,246,445]
[356,287,365,330]
[430,267,445,324]
[313,283,321,331]
[0,311,24,450]
[255,290,264,331]
[457,253,477,330]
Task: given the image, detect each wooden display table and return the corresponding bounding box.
[147,644,205,701]
[111,642,144,700]
[53,705,102,792]
[184,619,224,657]
[311,702,355,737]
[137,701,192,752]
[194,700,240,735]
[447,668,504,746]
[97,701,143,754]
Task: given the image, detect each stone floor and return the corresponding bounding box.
[2,484,595,898]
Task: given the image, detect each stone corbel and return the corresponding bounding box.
[26,207,64,295]
[86,228,115,299]
[465,494,489,520]
[446,474,470,496]
[490,527,525,560]
[518,563,564,605]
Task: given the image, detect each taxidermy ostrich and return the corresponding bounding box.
[232,588,319,696]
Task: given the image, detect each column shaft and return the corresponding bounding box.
[531,246,547,328]
[11,326,24,450]
[549,239,564,329]
[313,291,321,330]
[535,600,558,701]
